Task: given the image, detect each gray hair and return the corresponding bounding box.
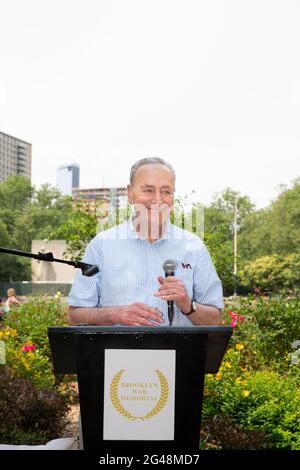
[129,157,176,185]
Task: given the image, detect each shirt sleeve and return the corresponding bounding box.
[68,238,102,308]
[193,245,224,309]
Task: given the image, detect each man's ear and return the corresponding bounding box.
[127,184,133,204]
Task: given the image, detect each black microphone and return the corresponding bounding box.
[162,259,178,326]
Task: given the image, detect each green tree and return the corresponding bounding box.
[0,176,33,238]
[209,187,255,221]
[53,199,103,260]
[204,188,255,294]
[238,209,272,261]
[0,176,33,281]
[13,184,73,251]
[265,178,300,255]
[239,178,300,261]
[0,175,32,212]
[0,177,74,281]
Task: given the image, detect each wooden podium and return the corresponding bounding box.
[48,326,232,452]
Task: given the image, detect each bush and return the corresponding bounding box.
[202,294,300,449]
[5,294,67,356]
[239,253,300,293]
[1,295,69,389]
[203,367,300,449]
[201,415,268,450]
[223,294,300,367]
[0,365,70,445]
[239,369,300,449]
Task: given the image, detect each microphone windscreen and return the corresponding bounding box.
[162,259,178,274]
[83,265,99,277]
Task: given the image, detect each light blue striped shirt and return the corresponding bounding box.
[68,219,224,326]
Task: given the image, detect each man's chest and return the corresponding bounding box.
[99,242,195,299]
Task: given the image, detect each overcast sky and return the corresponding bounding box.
[0,0,299,208]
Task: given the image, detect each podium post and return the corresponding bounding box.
[48,326,232,452]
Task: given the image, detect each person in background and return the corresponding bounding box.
[0,297,10,317]
[0,297,5,317]
[4,288,21,308]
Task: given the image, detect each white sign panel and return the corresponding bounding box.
[103,349,176,441]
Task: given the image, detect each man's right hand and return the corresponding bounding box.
[111,302,164,326]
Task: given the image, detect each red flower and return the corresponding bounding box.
[228,310,245,327]
[21,344,36,352]
[228,311,238,319]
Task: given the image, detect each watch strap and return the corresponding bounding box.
[181,300,196,316]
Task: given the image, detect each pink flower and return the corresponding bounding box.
[21,344,36,352]
[228,311,245,327]
[228,311,238,319]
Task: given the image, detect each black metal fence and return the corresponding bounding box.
[0,282,72,298]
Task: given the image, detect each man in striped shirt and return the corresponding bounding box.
[68,157,223,326]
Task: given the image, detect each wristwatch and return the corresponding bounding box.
[181,299,197,316]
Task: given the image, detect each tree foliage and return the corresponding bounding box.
[203,182,300,293]
[53,199,101,260]
[0,177,73,281]
[239,253,300,293]
[203,188,255,294]
[239,178,300,261]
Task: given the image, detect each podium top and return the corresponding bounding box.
[48,325,232,373]
[49,325,231,333]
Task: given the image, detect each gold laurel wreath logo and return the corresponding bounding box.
[110,368,169,421]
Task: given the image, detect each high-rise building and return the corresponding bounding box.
[0,131,32,183]
[57,163,80,196]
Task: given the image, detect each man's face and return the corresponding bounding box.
[128,164,175,228]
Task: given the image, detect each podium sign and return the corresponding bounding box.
[103,349,176,441]
[48,326,232,452]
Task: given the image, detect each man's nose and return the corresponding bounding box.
[151,190,163,204]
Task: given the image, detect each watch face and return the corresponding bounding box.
[192,300,197,311]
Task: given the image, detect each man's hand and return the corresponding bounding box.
[154,276,191,313]
[111,302,164,326]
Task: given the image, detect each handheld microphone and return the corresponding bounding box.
[162,259,178,326]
